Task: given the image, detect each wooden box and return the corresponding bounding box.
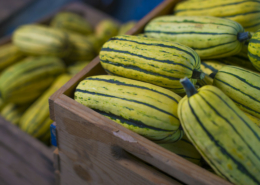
[49,0,233,184]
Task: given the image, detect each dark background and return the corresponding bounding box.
[0,0,163,38]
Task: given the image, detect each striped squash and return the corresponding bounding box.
[67,61,91,75]
[118,21,136,35]
[178,78,260,185]
[174,0,260,32]
[100,35,202,94]
[20,74,71,142]
[200,58,256,80]
[0,44,25,71]
[248,31,260,71]
[159,134,202,165]
[0,97,7,112]
[144,16,249,59]
[95,19,119,42]
[65,32,96,62]
[1,103,30,126]
[244,112,260,127]
[85,34,104,54]
[0,56,65,104]
[50,11,92,35]
[213,65,260,119]
[13,24,71,57]
[197,75,214,87]
[75,75,183,143]
[224,43,256,71]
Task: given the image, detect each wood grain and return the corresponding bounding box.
[55,94,232,185]
[54,99,182,185]
[0,116,55,185]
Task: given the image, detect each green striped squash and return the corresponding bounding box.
[75,75,183,143]
[50,11,92,35]
[0,103,30,126]
[65,32,96,62]
[0,56,65,104]
[67,61,91,75]
[95,19,119,42]
[158,134,202,165]
[248,31,260,71]
[200,58,256,79]
[85,34,104,54]
[0,97,7,112]
[224,43,256,71]
[13,24,71,57]
[0,44,25,71]
[144,16,248,59]
[213,65,260,119]
[178,78,260,185]
[174,0,260,32]
[118,21,136,35]
[100,35,202,94]
[201,60,226,77]
[20,74,71,142]
[197,75,214,87]
[244,112,260,127]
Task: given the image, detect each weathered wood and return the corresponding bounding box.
[55,94,232,185]
[53,148,60,185]
[54,100,182,185]
[0,116,55,185]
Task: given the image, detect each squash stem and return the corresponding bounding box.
[209,72,217,79]
[237,32,251,42]
[192,69,205,79]
[180,77,198,98]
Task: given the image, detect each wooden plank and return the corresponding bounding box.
[54,94,232,185]
[54,100,182,185]
[0,116,55,185]
[53,148,60,185]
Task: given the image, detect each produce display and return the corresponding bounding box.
[50,12,92,35]
[2,1,260,184]
[100,35,203,93]
[0,10,136,145]
[159,134,202,165]
[0,56,66,104]
[75,75,183,143]
[248,31,260,71]
[144,16,249,59]
[174,0,260,32]
[20,74,71,144]
[178,79,260,185]
[213,66,260,119]
[73,1,260,184]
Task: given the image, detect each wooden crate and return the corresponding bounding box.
[49,0,233,184]
[0,2,120,184]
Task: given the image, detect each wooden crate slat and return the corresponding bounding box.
[54,94,232,185]
[54,97,183,185]
[0,116,55,185]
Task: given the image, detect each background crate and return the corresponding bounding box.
[49,0,235,185]
[0,2,120,184]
